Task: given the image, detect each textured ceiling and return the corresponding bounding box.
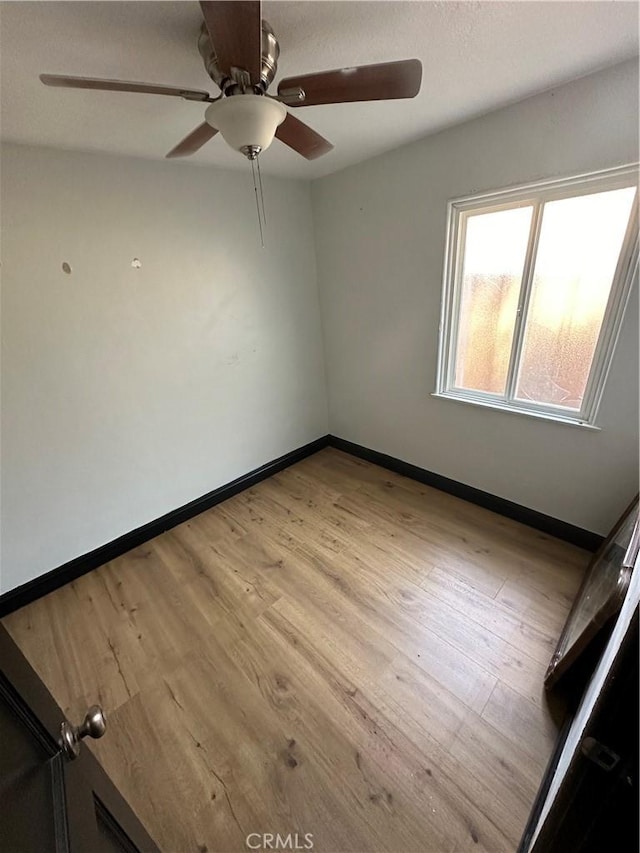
[1,1,638,179]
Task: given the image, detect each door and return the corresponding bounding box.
[523,603,638,852]
[544,497,638,689]
[0,622,158,852]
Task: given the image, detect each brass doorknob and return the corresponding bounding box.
[60,705,107,760]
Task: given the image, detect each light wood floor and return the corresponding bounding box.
[4,448,588,852]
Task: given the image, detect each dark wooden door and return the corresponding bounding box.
[0,623,158,853]
[527,610,638,853]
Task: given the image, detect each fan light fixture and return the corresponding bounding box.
[39,1,423,245]
[204,94,286,159]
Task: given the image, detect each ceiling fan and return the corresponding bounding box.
[39,0,423,164]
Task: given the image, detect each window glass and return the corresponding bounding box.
[454,206,532,394]
[515,187,636,409]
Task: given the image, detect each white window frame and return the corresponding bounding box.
[434,164,639,428]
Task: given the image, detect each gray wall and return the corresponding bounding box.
[1,144,328,592]
[312,60,639,535]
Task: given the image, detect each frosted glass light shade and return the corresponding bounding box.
[205,94,286,154]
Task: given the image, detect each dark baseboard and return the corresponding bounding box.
[1,431,603,618]
[0,435,330,618]
[327,435,604,552]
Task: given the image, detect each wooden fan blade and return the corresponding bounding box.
[40,74,211,102]
[275,113,333,160]
[199,1,262,83]
[278,59,422,107]
[166,123,218,158]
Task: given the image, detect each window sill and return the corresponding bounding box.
[431,391,602,430]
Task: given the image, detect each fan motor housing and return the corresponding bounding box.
[197,20,279,92]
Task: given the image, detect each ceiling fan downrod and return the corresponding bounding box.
[197,18,280,95]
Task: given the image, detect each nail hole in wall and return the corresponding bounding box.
[62,262,72,274]
[131,258,142,269]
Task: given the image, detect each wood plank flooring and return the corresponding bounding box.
[3,448,588,852]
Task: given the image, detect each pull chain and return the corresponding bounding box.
[250,155,265,248]
[256,154,267,230]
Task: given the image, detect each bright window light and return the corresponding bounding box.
[435,167,638,426]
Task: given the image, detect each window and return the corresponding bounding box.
[435,166,638,426]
